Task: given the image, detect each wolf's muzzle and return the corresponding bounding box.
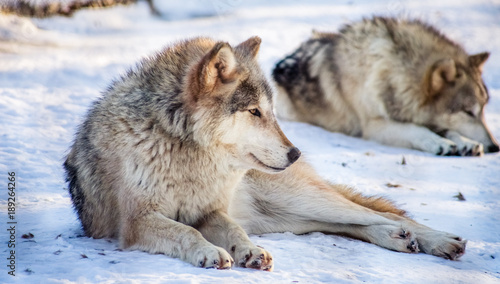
[487,144,500,153]
[287,147,301,164]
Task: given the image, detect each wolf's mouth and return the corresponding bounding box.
[250,153,286,172]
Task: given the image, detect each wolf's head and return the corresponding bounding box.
[424,52,499,153]
[186,37,300,173]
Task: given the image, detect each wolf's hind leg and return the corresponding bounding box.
[375,212,466,260]
[323,189,466,259]
[313,195,466,259]
[197,210,273,271]
[234,161,408,243]
[234,160,400,233]
[121,211,233,269]
[235,159,465,259]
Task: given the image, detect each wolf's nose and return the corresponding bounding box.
[287,147,301,163]
[487,144,500,153]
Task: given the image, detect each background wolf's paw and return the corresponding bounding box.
[422,137,458,156]
[457,139,484,156]
[417,231,466,260]
[192,245,234,269]
[233,245,273,271]
[444,131,484,156]
[437,142,458,156]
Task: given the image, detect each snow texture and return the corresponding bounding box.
[0,0,499,283]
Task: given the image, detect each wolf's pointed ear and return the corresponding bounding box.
[427,58,457,96]
[236,36,261,59]
[469,52,489,73]
[193,42,238,97]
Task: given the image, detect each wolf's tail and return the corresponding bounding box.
[272,37,330,98]
[272,37,332,110]
[64,153,90,234]
[272,45,309,90]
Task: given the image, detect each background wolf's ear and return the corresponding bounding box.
[193,42,238,97]
[469,52,489,73]
[427,58,457,96]
[236,36,261,59]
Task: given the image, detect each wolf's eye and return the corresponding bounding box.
[249,108,261,117]
[464,110,475,118]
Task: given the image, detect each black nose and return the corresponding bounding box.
[487,144,500,153]
[287,147,301,163]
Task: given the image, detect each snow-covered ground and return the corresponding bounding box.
[1,0,499,283]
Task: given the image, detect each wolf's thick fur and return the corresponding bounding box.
[64,36,303,270]
[273,17,499,156]
[65,36,466,271]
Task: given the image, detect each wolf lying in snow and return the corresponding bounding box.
[64,36,466,271]
[273,17,499,156]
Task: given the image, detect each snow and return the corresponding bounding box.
[1,0,499,283]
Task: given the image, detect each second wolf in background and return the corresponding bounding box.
[273,17,499,156]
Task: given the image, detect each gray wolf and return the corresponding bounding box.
[273,17,499,156]
[64,36,465,272]
[64,36,299,271]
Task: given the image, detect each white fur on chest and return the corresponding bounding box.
[121,132,246,226]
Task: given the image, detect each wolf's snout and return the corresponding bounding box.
[287,147,301,164]
[487,144,500,153]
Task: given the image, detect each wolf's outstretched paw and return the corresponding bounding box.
[367,225,419,253]
[418,232,466,260]
[391,228,419,253]
[436,142,457,156]
[457,140,484,157]
[444,131,484,156]
[233,245,273,271]
[431,236,466,260]
[421,137,457,156]
[193,245,234,269]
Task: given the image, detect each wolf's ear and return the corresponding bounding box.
[193,42,238,97]
[427,58,457,96]
[236,36,261,59]
[469,52,489,73]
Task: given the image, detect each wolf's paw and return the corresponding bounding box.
[444,131,484,156]
[417,231,466,260]
[390,228,419,253]
[366,225,419,253]
[233,244,273,271]
[192,245,234,269]
[434,140,458,156]
[456,139,484,156]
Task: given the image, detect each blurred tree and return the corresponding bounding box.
[0,0,160,18]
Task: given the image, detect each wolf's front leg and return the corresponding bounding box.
[363,119,458,155]
[197,210,273,271]
[121,211,233,269]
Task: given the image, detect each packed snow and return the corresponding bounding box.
[1,0,499,283]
